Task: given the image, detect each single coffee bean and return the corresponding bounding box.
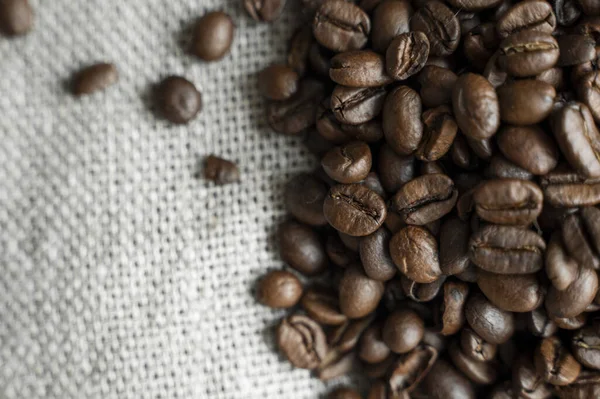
[258,65,299,101]
[268,79,325,135]
[420,359,476,399]
[534,336,581,386]
[386,32,429,81]
[327,387,361,399]
[378,145,415,194]
[203,155,240,184]
[546,232,579,291]
[390,226,442,283]
[391,174,458,226]
[370,0,412,52]
[331,85,386,125]
[401,275,445,303]
[301,286,347,325]
[0,0,33,36]
[452,73,500,140]
[498,31,560,77]
[449,340,499,385]
[387,345,438,394]
[473,179,543,225]
[572,321,600,370]
[497,79,556,125]
[440,217,470,276]
[562,207,600,269]
[279,220,328,275]
[359,322,391,364]
[72,63,118,96]
[469,225,546,274]
[382,309,425,354]
[330,50,392,88]
[465,292,515,344]
[418,65,458,108]
[545,266,599,318]
[324,184,387,237]
[496,125,559,175]
[256,270,303,308]
[410,1,461,56]
[527,308,558,338]
[553,313,588,330]
[477,270,545,313]
[382,86,423,155]
[557,34,596,67]
[322,141,372,184]
[277,314,328,369]
[288,26,313,76]
[551,102,600,178]
[496,0,557,39]
[512,353,553,399]
[191,11,235,61]
[244,0,286,22]
[285,173,328,226]
[313,0,371,52]
[554,370,600,399]
[360,228,397,281]
[540,165,600,208]
[156,76,202,124]
[339,265,385,318]
[436,279,469,336]
[460,328,497,362]
[446,0,502,11]
[551,0,582,27]
[416,106,458,162]
[576,72,600,124]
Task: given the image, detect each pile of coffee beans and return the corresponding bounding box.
[255,0,600,397]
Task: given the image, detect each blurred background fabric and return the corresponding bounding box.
[0,1,342,397]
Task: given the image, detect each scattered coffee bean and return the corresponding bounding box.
[370,0,412,52]
[496,0,556,39]
[465,292,515,344]
[410,1,460,56]
[268,79,325,135]
[277,314,328,369]
[385,32,429,81]
[382,309,425,354]
[203,155,240,185]
[448,339,499,385]
[496,125,558,175]
[358,322,391,364]
[72,63,118,96]
[339,265,385,318]
[497,79,556,125]
[535,336,581,386]
[390,226,441,284]
[0,0,32,36]
[498,31,559,77]
[322,141,372,184]
[387,345,438,394]
[256,270,303,308]
[330,50,392,88]
[278,220,328,276]
[313,0,371,52]
[331,85,386,125]
[258,64,299,100]
[383,86,423,155]
[473,179,543,225]
[156,76,202,124]
[452,73,500,140]
[360,227,396,281]
[477,269,545,313]
[545,266,598,318]
[192,11,235,61]
[437,279,469,336]
[301,286,347,325]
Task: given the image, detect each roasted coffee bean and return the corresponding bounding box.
[416,106,458,162]
[156,76,202,124]
[258,65,299,101]
[496,0,557,39]
[465,292,515,344]
[469,225,546,274]
[460,328,497,362]
[360,228,397,281]
[534,336,581,386]
[440,217,470,276]
[288,26,313,76]
[370,0,412,52]
[268,79,324,135]
[377,145,415,193]
[420,359,476,399]
[545,266,599,318]
[418,65,457,108]
[452,73,500,140]
[554,370,600,399]
[327,387,361,399]
[245,0,286,22]
[551,0,582,27]
[477,269,545,313]
[449,340,499,385]
[387,345,438,394]
[410,1,461,56]
[72,63,118,96]
[285,173,328,226]
[339,265,385,318]
[0,0,33,36]
[332,85,386,125]
[436,279,469,336]
[257,270,303,308]
[546,232,579,291]
[313,0,371,52]
[562,207,600,270]
[341,120,384,143]
[527,308,558,338]
[463,23,498,70]
[446,0,502,11]
[316,98,349,144]
[301,286,347,325]
[203,155,240,184]
[277,314,328,369]
[497,79,556,125]
[391,174,458,226]
[496,125,559,175]
[382,309,425,354]
[330,314,376,353]
[386,32,429,81]
[359,322,391,364]
[322,141,372,184]
[330,50,392,87]
[383,86,423,155]
[192,11,235,61]
[390,226,442,283]
[512,353,553,399]
[466,137,494,160]
[576,72,600,124]
[324,184,387,236]
[279,220,328,275]
[401,275,445,303]
[540,165,600,207]
[553,313,588,330]
[451,135,480,170]
[572,321,600,370]
[498,31,560,77]
[473,179,543,225]
[557,34,596,67]
[483,51,508,89]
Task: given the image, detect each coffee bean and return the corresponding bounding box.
[358,322,391,364]
[257,270,303,308]
[341,120,384,143]
[557,34,597,67]
[497,79,556,125]
[313,0,371,52]
[473,179,543,225]
[418,65,458,108]
[268,79,325,135]
[331,85,386,125]
[437,279,469,336]
[440,217,470,276]
[401,275,445,303]
[512,353,553,399]
[463,23,498,70]
[339,265,385,318]
[279,220,328,275]
[416,106,458,162]
[546,231,580,291]
[410,1,461,56]
[322,141,372,184]
[535,336,581,386]
[540,165,600,208]
[446,0,502,11]
[244,0,286,22]
[554,370,600,399]
[360,228,397,281]
[469,225,546,274]
[553,313,588,330]
[449,339,499,385]
[318,352,359,381]
[452,73,500,140]
[0,0,32,36]
[486,154,534,182]
[72,63,118,96]
[545,266,598,318]
[477,269,545,313]
[390,226,442,283]
[327,387,361,399]
[498,31,560,77]
[572,320,600,370]
[258,65,299,101]
[537,67,566,90]
[496,0,557,39]
[496,125,559,175]
[316,98,349,144]
[420,359,476,399]
[377,145,415,194]
[370,0,412,52]
[203,155,240,184]
[285,173,328,226]
[385,32,429,81]
[527,308,558,338]
[301,286,347,325]
[192,11,235,61]
[465,292,515,344]
[562,207,600,270]
[382,86,423,155]
[277,314,328,369]
[451,135,480,171]
[387,345,438,394]
[156,76,202,124]
[382,309,425,354]
[288,26,313,76]
[330,50,392,87]
[551,0,582,27]
[576,71,600,124]
[324,184,387,236]
[460,328,497,362]
[466,136,494,160]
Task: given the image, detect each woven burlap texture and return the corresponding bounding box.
[0,1,350,398]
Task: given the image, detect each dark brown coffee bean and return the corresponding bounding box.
[496,1,557,39]
[483,51,509,89]
[551,0,582,27]
[401,275,445,303]
[327,387,361,399]
[527,308,558,338]
[473,179,543,225]
[156,76,202,124]
[313,0,371,52]
[382,309,425,354]
[485,155,533,181]
[562,207,600,270]
[465,292,515,344]
[245,0,286,22]
[339,265,385,318]
[301,286,347,325]
[358,322,391,364]
[497,79,556,125]
[288,26,313,76]
[279,220,328,275]
[324,184,387,236]
[410,1,461,56]
[191,11,235,61]
[546,231,579,291]
[553,313,588,330]
[436,279,469,336]
[285,173,328,226]
[277,314,328,369]
[576,72,600,124]
[534,336,581,386]
[512,353,553,399]
[391,174,458,226]
[496,125,559,175]
[268,79,325,135]
[439,217,470,276]
[330,50,392,87]
[470,225,546,274]
[322,141,372,184]
[383,86,423,155]
[545,266,598,318]
[477,269,545,313]
[416,106,458,162]
[258,65,299,101]
[203,155,240,184]
[420,359,476,399]
[557,34,596,67]
[370,0,412,52]
[390,226,442,283]
[387,345,438,394]
[0,0,33,36]
[378,145,415,194]
[572,321,600,370]
[499,31,559,77]
[449,340,499,385]
[386,32,429,81]
[418,65,458,108]
[332,85,386,125]
[360,228,397,281]
[72,63,118,96]
[540,165,600,208]
[460,328,497,362]
[452,73,500,140]
[554,370,600,399]
[257,270,303,308]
